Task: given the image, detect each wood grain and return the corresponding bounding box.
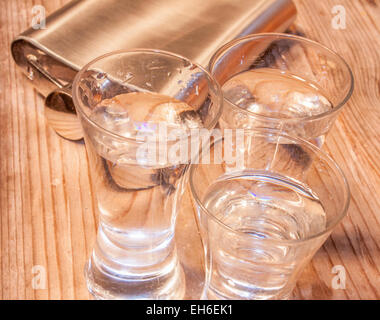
[1,0,380,300]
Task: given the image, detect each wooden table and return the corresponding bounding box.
[1,0,380,300]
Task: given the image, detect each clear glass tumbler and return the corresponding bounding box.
[209,33,354,147]
[72,49,222,299]
[189,129,350,299]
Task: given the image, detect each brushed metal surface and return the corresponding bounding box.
[15,0,296,68]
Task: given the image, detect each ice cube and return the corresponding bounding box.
[90,103,131,133]
[285,91,332,117]
[222,68,332,119]
[223,83,256,109]
[91,92,203,137]
[90,92,202,191]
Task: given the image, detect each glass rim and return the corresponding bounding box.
[189,128,351,246]
[72,48,224,144]
[208,32,354,123]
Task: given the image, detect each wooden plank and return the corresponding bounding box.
[291,0,380,300]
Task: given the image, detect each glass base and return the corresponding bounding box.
[201,286,293,300]
[84,253,185,300]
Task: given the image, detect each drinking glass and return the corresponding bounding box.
[209,33,354,147]
[72,49,222,299]
[189,129,350,299]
